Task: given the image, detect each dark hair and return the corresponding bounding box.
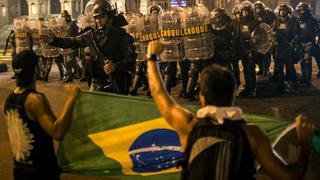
[199,65,236,106]
[12,50,38,87]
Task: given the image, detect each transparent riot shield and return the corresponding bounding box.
[54,16,74,55]
[182,6,214,61]
[84,0,95,16]
[125,13,147,62]
[251,23,274,54]
[79,15,95,29]
[13,18,31,54]
[38,19,60,58]
[143,13,159,35]
[28,18,41,56]
[159,8,185,62]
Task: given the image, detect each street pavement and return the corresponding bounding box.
[1,60,320,180]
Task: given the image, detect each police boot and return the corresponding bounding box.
[276,82,285,94]
[63,75,73,83]
[130,75,141,96]
[185,77,197,101]
[164,74,172,94]
[43,73,49,82]
[179,72,189,97]
[64,64,73,82]
[305,63,312,87]
[300,62,307,84]
[239,86,256,98]
[56,65,64,81]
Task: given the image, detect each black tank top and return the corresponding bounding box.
[180,118,256,180]
[4,89,60,175]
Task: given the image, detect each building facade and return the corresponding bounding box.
[0,0,318,29]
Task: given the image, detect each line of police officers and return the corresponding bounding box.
[128,1,319,99]
[7,0,320,99]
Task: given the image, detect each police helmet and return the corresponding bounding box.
[148,4,162,15]
[240,1,254,17]
[232,5,242,15]
[210,8,229,30]
[210,8,226,19]
[240,0,254,10]
[254,1,266,11]
[287,5,294,15]
[296,2,311,16]
[295,2,311,12]
[277,4,290,18]
[92,0,116,17]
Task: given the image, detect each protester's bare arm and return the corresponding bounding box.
[147,41,194,146]
[243,115,313,180]
[26,85,80,141]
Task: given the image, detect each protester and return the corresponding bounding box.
[4,50,79,180]
[146,40,314,180]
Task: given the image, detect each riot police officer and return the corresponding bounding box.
[273,4,300,93]
[184,5,214,101]
[129,13,149,96]
[4,30,16,79]
[231,5,242,88]
[149,4,162,15]
[295,2,319,87]
[60,10,80,82]
[42,0,136,94]
[253,1,276,76]
[37,17,65,82]
[159,7,184,95]
[237,2,260,97]
[210,8,235,68]
[312,19,320,79]
[130,5,162,96]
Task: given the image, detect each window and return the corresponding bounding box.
[30,3,37,15]
[0,5,7,16]
[63,1,71,13]
[40,3,47,14]
[114,0,126,13]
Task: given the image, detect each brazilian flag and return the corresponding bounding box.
[57,91,290,179]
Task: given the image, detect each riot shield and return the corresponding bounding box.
[84,0,95,16]
[28,18,41,56]
[79,15,95,29]
[125,13,147,62]
[143,13,159,35]
[53,15,74,55]
[13,18,31,54]
[183,6,214,61]
[251,23,274,54]
[159,8,185,62]
[37,19,60,58]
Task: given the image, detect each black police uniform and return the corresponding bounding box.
[254,8,276,76]
[297,14,319,86]
[273,14,300,92]
[51,24,136,95]
[237,13,260,97]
